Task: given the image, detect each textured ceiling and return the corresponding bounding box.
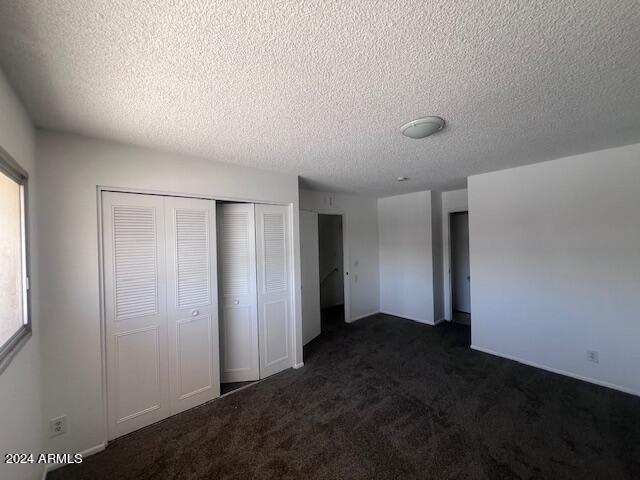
[0,1,639,196]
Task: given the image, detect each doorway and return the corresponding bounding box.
[450,212,471,325]
[318,214,345,331]
[300,211,349,346]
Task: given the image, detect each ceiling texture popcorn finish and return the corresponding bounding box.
[0,1,638,195]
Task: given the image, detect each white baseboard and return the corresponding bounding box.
[293,362,304,369]
[350,311,379,322]
[471,345,639,398]
[380,311,434,326]
[42,441,107,479]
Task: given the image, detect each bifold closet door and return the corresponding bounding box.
[165,196,220,414]
[103,192,170,439]
[217,203,259,382]
[103,192,219,440]
[255,204,292,378]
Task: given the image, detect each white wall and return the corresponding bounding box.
[441,189,468,320]
[35,131,304,459]
[0,70,44,480]
[299,190,379,321]
[469,143,640,396]
[378,191,436,324]
[318,214,344,308]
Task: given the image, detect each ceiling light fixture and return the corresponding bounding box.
[397,176,409,182]
[400,116,445,139]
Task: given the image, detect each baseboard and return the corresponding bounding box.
[471,345,640,397]
[293,362,304,369]
[42,441,107,479]
[350,311,379,322]
[380,311,434,326]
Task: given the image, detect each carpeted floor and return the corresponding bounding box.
[51,311,640,479]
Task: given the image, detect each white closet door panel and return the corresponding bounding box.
[102,191,170,440]
[175,208,211,308]
[217,203,259,382]
[113,326,162,422]
[165,197,219,414]
[263,299,288,364]
[112,206,159,319]
[221,306,255,373]
[256,204,292,378]
[176,314,213,398]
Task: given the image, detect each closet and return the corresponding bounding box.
[102,192,219,439]
[217,203,292,383]
[102,191,292,440]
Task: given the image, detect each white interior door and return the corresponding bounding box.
[255,204,292,378]
[165,196,220,413]
[300,210,320,345]
[103,192,170,439]
[217,203,259,383]
[451,212,471,313]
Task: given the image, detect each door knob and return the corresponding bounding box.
[233,300,240,305]
[191,310,199,316]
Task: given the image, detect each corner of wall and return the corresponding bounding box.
[0,67,46,480]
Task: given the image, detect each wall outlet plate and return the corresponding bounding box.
[587,350,599,364]
[49,415,67,437]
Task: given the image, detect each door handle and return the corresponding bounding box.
[233,300,240,305]
[191,309,200,316]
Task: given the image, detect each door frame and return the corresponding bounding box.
[448,210,470,319]
[313,211,351,323]
[300,210,321,345]
[97,185,300,446]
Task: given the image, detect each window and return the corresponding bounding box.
[0,147,29,370]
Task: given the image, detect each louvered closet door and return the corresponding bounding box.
[217,203,259,382]
[165,197,220,413]
[255,204,292,378]
[102,192,170,440]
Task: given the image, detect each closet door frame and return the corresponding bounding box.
[98,187,300,445]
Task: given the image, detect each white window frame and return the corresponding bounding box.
[0,146,30,372]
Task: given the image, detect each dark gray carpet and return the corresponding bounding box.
[51,311,640,479]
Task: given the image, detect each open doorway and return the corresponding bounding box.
[318,214,345,331]
[300,210,350,346]
[450,212,471,325]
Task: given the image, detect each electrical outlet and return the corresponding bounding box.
[587,350,599,364]
[49,415,67,437]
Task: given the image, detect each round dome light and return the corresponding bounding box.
[400,116,445,139]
